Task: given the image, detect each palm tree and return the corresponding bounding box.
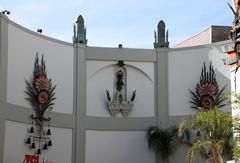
[178,108,233,163]
[146,126,178,163]
[231,93,240,161]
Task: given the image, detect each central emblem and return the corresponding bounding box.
[106,61,136,117]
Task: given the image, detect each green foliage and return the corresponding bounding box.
[232,112,240,160]
[232,93,240,109]
[146,126,178,161]
[178,108,233,163]
[230,93,240,160]
[233,145,240,160]
[187,139,212,163]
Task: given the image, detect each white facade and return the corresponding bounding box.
[168,47,231,116]
[0,13,234,163]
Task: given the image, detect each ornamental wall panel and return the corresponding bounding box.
[168,46,231,116]
[7,24,74,114]
[86,60,155,117]
[3,120,72,163]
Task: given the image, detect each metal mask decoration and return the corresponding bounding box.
[106,61,136,117]
[190,62,226,111]
[25,54,56,154]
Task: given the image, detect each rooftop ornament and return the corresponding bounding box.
[25,54,56,155]
[37,29,42,34]
[73,15,87,44]
[1,10,10,15]
[106,61,136,117]
[154,20,169,48]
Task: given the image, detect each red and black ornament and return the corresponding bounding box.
[190,62,226,111]
[25,54,56,119]
[25,54,56,154]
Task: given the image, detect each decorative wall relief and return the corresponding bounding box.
[190,62,226,111]
[226,2,240,91]
[25,54,56,154]
[106,61,136,117]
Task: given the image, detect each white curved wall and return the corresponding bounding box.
[3,120,72,163]
[86,60,155,117]
[85,130,155,163]
[125,62,155,117]
[7,24,74,114]
[168,46,231,116]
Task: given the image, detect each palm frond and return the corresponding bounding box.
[178,116,195,138]
[25,79,39,111]
[146,126,178,160]
[178,108,233,163]
[146,127,160,150]
[215,85,227,107]
[48,84,56,94]
[189,90,200,102]
[188,139,212,163]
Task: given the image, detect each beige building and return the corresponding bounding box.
[174,26,231,48]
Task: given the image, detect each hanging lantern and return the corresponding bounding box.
[48,140,52,147]
[26,137,31,144]
[43,143,48,150]
[47,129,51,135]
[31,142,35,149]
[30,126,34,133]
[37,148,41,155]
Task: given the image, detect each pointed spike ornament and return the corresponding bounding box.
[166,29,169,43]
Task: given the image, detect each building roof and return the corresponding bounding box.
[174,25,231,48]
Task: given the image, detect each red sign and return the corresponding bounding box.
[25,154,39,163]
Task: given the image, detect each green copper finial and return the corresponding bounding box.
[154,20,169,48]
[76,15,84,33]
[73,15,87,44]
[158,20,165,45]
[73,23,76,39]
[166,29,169,43]
[154,30,157,43]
